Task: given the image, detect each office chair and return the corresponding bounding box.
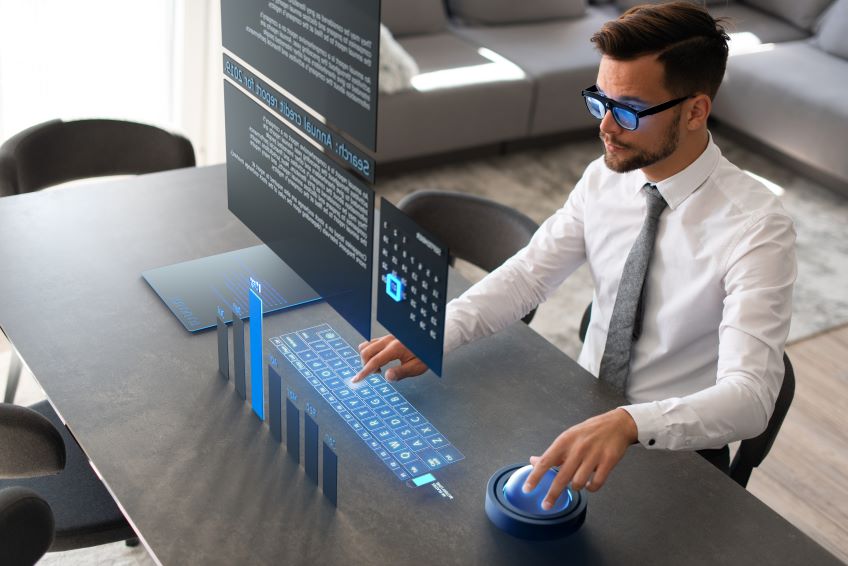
[0,400,138,564]
[0,118,195,197]
[577,302,796,488]
[397,190,540,324]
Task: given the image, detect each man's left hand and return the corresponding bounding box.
[522,408,638,509]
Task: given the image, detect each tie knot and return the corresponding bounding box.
[642,183,667,217]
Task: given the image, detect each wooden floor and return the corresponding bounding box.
[746,324,848,563]
[1,326,847,564]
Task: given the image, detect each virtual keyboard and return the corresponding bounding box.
[270,324,464,481]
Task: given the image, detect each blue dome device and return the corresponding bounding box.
[485,464,587,540]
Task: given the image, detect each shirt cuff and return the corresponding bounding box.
[620,402,665,449]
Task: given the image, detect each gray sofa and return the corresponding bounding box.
[376,0,848,192]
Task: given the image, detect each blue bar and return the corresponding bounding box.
[304,413,319,485]
[216,310,229,381]
[232,315,246,400]
[249,287,264,420]
[322,441,338,507]
[268,366,282,443]
[412,473,436,487]
[286,398,300,464]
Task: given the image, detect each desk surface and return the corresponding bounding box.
[0,165,839,565]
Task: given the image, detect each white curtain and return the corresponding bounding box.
[0,0,226,166]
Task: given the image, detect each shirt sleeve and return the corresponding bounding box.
[443,175,589,353]
[622,212,796,450]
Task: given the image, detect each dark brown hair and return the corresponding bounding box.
[591,2,730,99]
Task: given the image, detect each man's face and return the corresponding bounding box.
[595,55,682,173]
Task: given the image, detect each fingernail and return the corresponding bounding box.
[541,500,552,511]
[385,370,394,381]
[522,482,533,494]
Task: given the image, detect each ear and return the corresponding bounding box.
[685,94,711,131]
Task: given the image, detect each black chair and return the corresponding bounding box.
[0,118,195,197]
[1,119,195,400]
[0,401,138,564]
[397,190,541,324]
[577,302,796,488]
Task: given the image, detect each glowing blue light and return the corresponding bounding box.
[386,273,404,302]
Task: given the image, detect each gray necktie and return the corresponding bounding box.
[598,183,667,393]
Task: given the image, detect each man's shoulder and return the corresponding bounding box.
[704,153,793,224]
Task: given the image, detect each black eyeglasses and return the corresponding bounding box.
[581,85,692,131]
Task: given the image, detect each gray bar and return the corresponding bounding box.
[216,311,229,381]
[322,440,338,507]
[304,413,318,485]
[285,398,300,464]
[268,366,282,443]
[232,314,246,400]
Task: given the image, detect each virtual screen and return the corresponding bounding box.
[221,0,381,150]
[376,199,449,376]
[224,81,374,339]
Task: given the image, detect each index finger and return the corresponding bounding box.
[353,339,403,382]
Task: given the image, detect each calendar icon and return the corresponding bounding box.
[376,198,449,376]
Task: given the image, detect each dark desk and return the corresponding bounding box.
[0,165,838,565]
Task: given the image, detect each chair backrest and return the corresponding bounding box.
[0,486,55,565]
[729,353,796,487]
[397,190,540,324]
[578,302,795,488]
[0,119,195,196]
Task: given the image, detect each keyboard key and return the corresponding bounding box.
[385,416,406,430]
[282,334,310,352]
[327,338,346,349]
[384,394,405,406]
[337,347,358,358]
[342,398,364,410]
[386,458,401,471]
[392,467,411,481]
[320,330,338,341]
[425,434,448,449]
[404,413,426,426]
[338,367,355,380]
[353,407,375,420]
[366,375,386,386]
[363,417,384,431]
[324,377,345,390]
[415,423,437,437]
[384,438,405,453]
[394,403,414,416]
[403,459,427,477]
[416,448,446,470]
[312,340,331,352]
[318,349,338,361]
[375,406,398,420]
[336,388,354,399]
[366,396,387,410]
[437,445,464,464]
[396,427,416,440]
[307,360,325,371]
[376,449,391,460]
[375,384,394,396]
[407,436,428,451]
[395,449,417,463]
[329,358,347,370]
[373,427,393,441]
[367,438,381,451]
[317,369,334,380]
[299,350,319,362]
[358,430,372,441]
[355,386,376,399]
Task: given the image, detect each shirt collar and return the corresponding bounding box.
[637,132,720,210]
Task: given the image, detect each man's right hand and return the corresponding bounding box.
[352,334,428,383]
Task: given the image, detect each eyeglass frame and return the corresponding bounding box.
[581,84,693,131]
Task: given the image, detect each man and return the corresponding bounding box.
[354,2,795,511]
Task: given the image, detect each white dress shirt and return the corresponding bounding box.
[443,134,796,451]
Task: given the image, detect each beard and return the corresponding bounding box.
[602,110,681,173]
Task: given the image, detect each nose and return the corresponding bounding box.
[599,108,622,136]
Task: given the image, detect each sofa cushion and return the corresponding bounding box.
[742,0,834,31]
[448,0,586,26]
[615,0,727,9]
[381,0,447,37]
[817,0,848,59]
[712,41,848,184]
[375,33,534,161]
[710,3,809,46]
[452,7,612,135]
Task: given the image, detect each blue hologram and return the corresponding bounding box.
[268,364,282,442]
[232,314,247,400]
[249,284,264,420]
